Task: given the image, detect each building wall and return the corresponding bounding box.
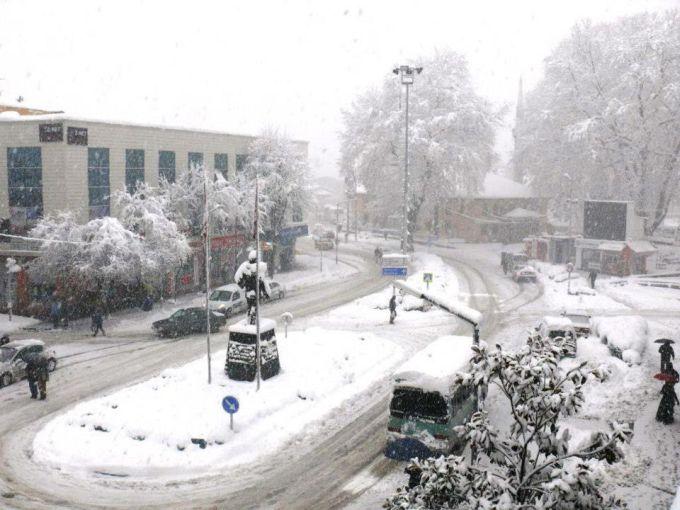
[0,118,308,225]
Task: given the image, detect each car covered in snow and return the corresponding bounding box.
[0,339,57,388]
[265,281,286,300]
[512,265,538,283]
[208,284,248,317]
[501,251,528,274]
[561,310,592,337]
[590,315,648,364]
[534,316,577,358]
[152,307,226,338]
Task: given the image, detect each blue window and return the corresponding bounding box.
[236,154,248,173]
[214,153,228,179]
[159,150,175,183]
[125,149,145,193]
[7,147,43,221]
[88,148,110,219]
[188,152,204,170]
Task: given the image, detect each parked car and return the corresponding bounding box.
[208,284,248,317]
[266,281,286,300]
[512,265,538,283]
[534,316,577,358]
[0,339,57,388]
[561,310,592,337]
[501,251,528,275]
[314,236,334,250]
[152,307,226,338]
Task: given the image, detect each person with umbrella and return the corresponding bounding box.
[656,338,675,374]
[656,377,680,424]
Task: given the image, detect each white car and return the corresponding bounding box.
[0,339,57,388]
[208,284,248,318]
[561,310,592,337]
[267,281,286,300]
[513,265,538,283]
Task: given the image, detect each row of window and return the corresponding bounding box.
[7,147,249,221]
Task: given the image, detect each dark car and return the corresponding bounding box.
[152,307,226,338]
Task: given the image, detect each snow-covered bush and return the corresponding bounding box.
[591,316,648,364]
[385,336,632,510]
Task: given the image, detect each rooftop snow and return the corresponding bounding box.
[229,318,277,335]
[478,173,534,199]
[504,207,542,219]
[626,241,657,253]
[392,335,474,394]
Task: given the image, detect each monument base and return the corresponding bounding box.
[225,318,281,382]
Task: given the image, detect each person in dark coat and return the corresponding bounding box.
[91,307,106,336]
[656,381,680,424]
[389,294,397,324]
[50,300,62,329]
[405,464,422,490]
[588,270,598,289]
[141,295,153,312]
[25,353,40,399]
[659,340,675,374]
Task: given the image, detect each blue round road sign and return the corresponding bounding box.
[222,396,239,414]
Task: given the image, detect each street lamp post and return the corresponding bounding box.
[393,65,423,254]
[564,173,575,261]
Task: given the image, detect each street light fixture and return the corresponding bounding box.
[393,65,423,254]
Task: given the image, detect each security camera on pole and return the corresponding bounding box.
[393,64,423,254]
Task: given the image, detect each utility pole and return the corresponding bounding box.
[345,194,350,243]
[335,203,340,264]
[354,196,358,241]
[203,165,212,384]
[255,171,262,391]
[393,65,423,254]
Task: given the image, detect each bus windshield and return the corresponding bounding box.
[390,388,448,422]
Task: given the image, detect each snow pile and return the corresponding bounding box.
[591,316,648,364]
[600,278,680,312]
[0,313,41,335]
[33,327,403,477]
[393,335,473,394]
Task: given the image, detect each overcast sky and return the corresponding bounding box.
[0,0,677,178]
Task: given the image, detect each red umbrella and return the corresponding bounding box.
[654,372,679,382]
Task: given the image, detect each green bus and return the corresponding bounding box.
[385,335,478,460]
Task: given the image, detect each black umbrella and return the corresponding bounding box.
[655,338,676,344]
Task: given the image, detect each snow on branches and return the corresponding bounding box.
[514,11,680,234]
[385,335,632,510]
[340,50,498,242]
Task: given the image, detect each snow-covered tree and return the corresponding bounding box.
[28,213,147,287]
[385,334,632,510]
[160,165,246,236]
[113,184,192,295]
[514,11,680,234]
[340,50,497,248]
[243,130,309,277]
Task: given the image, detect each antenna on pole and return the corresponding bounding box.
[255,168,262,391]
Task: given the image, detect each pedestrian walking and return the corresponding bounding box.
[389,294,397,324]
[141,295,153,312]
[50,299,62,329]
[91,307,106,336]
[588,270,598,289]
[25,353,48,400]
[656,380,680,424]
[659,339,676,374]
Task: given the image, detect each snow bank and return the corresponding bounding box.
[591,316,648,364]
[393,335,473,394]
[0,313,41,335]
[33,327,403,478]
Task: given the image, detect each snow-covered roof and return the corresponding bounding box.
[213,284,241,292]
[504,207,542,219]
[598,241,625,252]
[355,183,367,194]
[229,318,276,335]
[626,241,657,253]
[3,338,44,349]
[541,316,574,329]
[392,335,474,394]
[478,173,534,199]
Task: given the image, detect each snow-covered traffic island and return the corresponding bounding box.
[34,328,403,477]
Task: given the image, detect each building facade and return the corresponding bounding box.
[0,115,309,312]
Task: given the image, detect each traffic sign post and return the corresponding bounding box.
[382,266,407,277]
[423,272,433,290]
[566,262,574,295]
[222,395,239,431]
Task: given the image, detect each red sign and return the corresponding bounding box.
[211,234,246,249]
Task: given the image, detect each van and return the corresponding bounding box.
[385,335,478,460]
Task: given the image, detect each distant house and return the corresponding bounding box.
[442,173,548,243]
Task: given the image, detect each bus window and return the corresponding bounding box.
[390,388,448,423]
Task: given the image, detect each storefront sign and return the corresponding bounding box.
[39,123,63,142]
[67,126,88,145]
[210,233,246,249]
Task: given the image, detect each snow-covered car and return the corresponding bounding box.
[314,236,334,250]
[561,310,592,337]
[266,281,286,300]
[534,316,577,357]
[512,265,538,283]
[208,284,248,317]
[590,315,648,364]
[152,307,226,338]
[0,339,57,388]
